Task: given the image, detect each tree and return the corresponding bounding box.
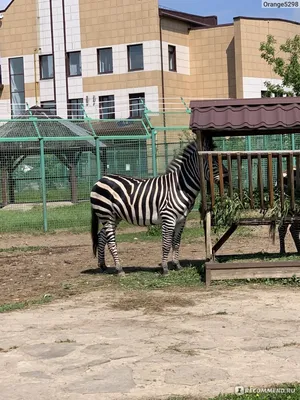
[259,34,300,97]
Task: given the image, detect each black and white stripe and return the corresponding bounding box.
[90,140,227,275]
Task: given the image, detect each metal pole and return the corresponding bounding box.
[95,137,101,180]
[39,138,48,232]
[151,129,157,177]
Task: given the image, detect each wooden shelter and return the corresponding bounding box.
[189,97,300,286]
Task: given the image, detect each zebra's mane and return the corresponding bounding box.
[165,138,216,174]
[165,141,198,174]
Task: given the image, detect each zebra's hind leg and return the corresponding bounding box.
[161,219,176,275]
[97,228,107,272]
[171,219,186,271]
[290,221,300,253]
[278,223,288,254]
[104,220,125,277]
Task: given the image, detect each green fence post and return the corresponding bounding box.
[26,103,48,232]
[39,138,48,232]
[95,137,101,180]
[151,129,157,177]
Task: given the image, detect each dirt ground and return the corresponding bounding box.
[0,225,299,304]
[1,227,300,399]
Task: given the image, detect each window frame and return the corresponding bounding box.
[68,98,84,119]
[40,100,57,116]
[39,54,54,80]
[99,95,115,120]
[168,45,177,72]
[67,51,82,77]
[127,44,144,72]
[9,57,25,117]
[97,47,113,75]
[129,93,145,118]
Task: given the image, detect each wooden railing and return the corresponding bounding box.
[198,150,300,213]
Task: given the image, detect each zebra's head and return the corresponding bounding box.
[203,137,229,184]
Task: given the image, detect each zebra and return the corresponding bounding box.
[90,139,228,276]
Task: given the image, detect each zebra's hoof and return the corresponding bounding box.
[173,263,182,271]
[162,269,169,276]
[98,265,108,273]
[117,271,126,277]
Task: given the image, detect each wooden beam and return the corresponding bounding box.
[205,260,300,287]
[227,154,233,198]
[204,211,212,261]
[208,154,215,207]
[237,153,243,201]
[267,153,274,207]
[212,223,238,255]
[247,154,254,208]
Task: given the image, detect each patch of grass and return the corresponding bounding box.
[110,292,195,313]
[117,226,205,243]
[118,266,204,290]
[0,202,90,233]
[0,246,46,253]
[0,294,53,313]
[212,275,300,288]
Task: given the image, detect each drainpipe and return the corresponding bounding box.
[34,48,41,105]
[159,14,168,168]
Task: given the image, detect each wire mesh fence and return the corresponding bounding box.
[0,100,299,234]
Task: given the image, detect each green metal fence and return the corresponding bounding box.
[1,101,300,234]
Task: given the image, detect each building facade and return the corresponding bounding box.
[0,0,299,119]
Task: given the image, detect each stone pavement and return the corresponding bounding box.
[0,287,300,400]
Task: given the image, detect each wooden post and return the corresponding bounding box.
[8,171,15,204]
[205,211,212,261]
[1,166,8,206]
[69,164,78,204]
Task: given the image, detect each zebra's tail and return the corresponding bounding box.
[91,207,98,257]
[269,220,276,245]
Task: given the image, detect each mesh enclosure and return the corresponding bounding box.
[0,102,299,233]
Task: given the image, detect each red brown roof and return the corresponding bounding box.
[159,8,217,27]
[189,97,300,135]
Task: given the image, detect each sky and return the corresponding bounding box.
[0,0,300,24]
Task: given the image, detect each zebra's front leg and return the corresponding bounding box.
[104,221,125,277]
[161,220,176,275]
[278,223,288,254]
[290,221,300,253]
[171,219,186,271]
[97,228,107,272]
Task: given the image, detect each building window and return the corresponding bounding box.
[261,90,271,98]
[68,98,84,119]
[129,93,145,118]
[9,57,25,116]
[40,101,57,116]
[98,47,113,74]
[127,44,144,71]
[67,51,81,77]
[99,95,115,119]
[40,55,54,79]
[168,45,176,72]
